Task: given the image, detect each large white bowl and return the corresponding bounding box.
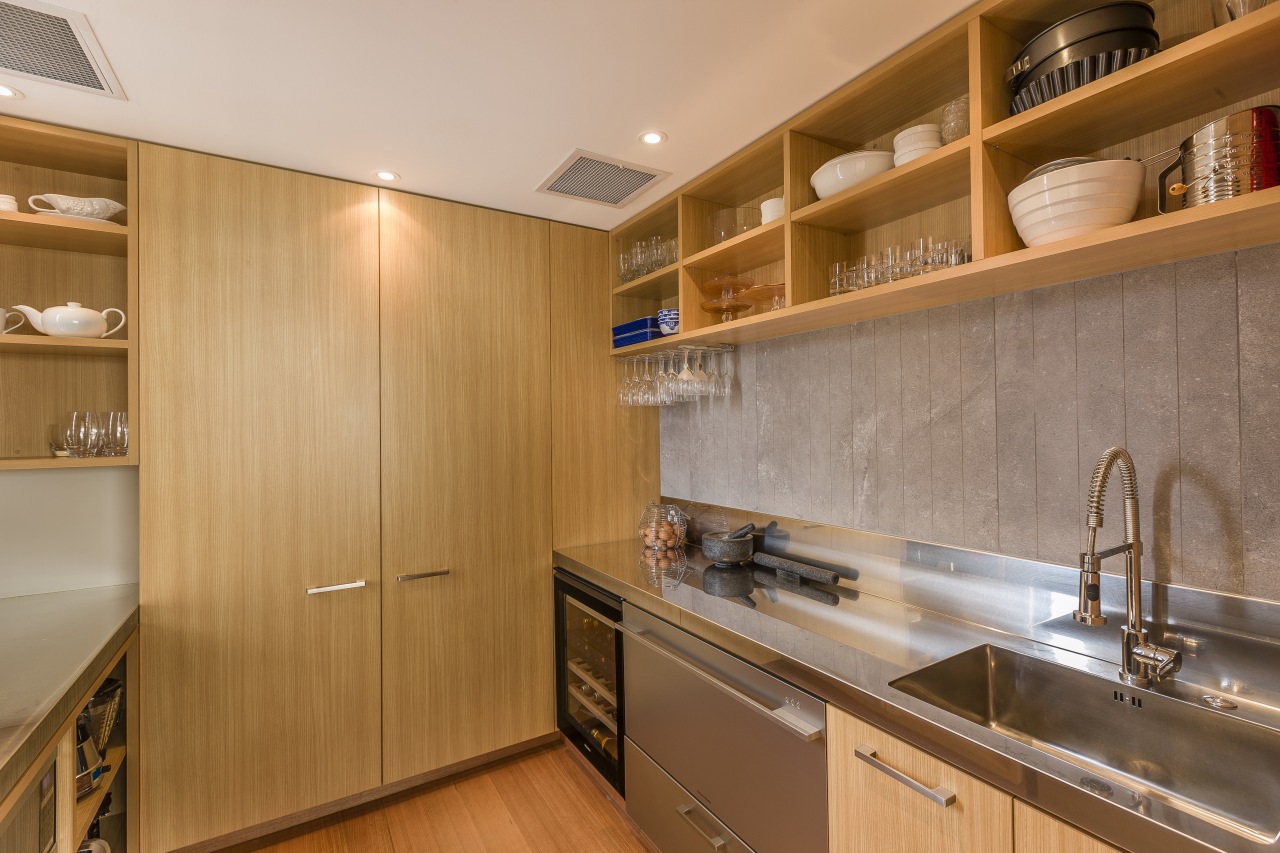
[1014,193,1146,227]
[894,130,942,151]
[811,150,895,199]
[893,143,941,166]
[1008,159,1144,247]
[1017,207,1139,247]
[1009,182,1139,219]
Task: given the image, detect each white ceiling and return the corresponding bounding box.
[1,0,975,230]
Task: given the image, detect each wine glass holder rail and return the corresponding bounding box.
[609,0,1280,356]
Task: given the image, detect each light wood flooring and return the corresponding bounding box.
[227,743,654,853]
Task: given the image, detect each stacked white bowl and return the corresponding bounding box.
[893,124,942,166]
[1007,159,1145,247]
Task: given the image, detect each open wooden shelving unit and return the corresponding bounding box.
[610,0,1280,355]
[0,115,137,468]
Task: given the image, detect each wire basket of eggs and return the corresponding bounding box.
[637,502,690,590]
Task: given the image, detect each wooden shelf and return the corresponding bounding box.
[0,210,128,256]
[0,336,128,357]
[0,456,135,471]
[793,140,971,233]
[73,746,125,845]
[568,690,618,735]
[683,218,785,274]
[984,5,1280,162]
[613,263,679,299]
[614,187,1280,355]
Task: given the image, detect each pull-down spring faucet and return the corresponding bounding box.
[1074,447,1182,688]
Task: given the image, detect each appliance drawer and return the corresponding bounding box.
[625,738,754,853]
[621,605,828,853]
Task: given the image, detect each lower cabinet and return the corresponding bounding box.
[828,707,1013,853]
[1015,801,1123,853]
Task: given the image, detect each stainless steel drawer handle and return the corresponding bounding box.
[619,623,823,742]
[676,804,728,851]
[306,580,366,595]
[397,570,450,582]
[855,745,956,808]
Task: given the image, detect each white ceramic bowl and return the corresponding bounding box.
[1008,159,1144,247]
[1017,207,1139,246]
[1008,182,1138,219]
[893,143,941,166]
[760,198,785,223]
[811,150,896,199]
[894,132,943,152]
[893,124,941,147]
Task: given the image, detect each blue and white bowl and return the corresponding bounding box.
[658,308,680,335]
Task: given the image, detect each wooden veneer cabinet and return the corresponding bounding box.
[137,147,646,851]
[610,0,1280,353]
[138,145,383,851]
[378,192,554,782]
[0,116,138,467]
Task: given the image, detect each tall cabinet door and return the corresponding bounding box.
[139,146,383,851]
[380,191,553,782]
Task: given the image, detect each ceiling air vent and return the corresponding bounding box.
[536,149,669,208]
[0,0,125,98]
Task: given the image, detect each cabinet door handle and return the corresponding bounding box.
[676,804,728,851]
[397,569,450,583]
[306,580,366,595]
[855,745,956,807]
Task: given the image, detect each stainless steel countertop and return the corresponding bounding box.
[554,540,1280,853]
[0,584,138,804]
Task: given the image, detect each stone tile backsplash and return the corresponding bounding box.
[660,243,1280,602]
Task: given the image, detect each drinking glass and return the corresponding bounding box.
[941,95,970,144]
[618,253,633,283]
[830,261,850,296]
[879,246,902,283]
[63,411,99,459]
[665,237,679,267]
[103,412,129,457]
[648,237,664,274]
[48,423,69,457]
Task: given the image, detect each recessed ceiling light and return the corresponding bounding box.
[374,170,400,181]
[0,85,25,100]
[639,131,667,145]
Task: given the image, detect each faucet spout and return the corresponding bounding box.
[1075,447,1182,688]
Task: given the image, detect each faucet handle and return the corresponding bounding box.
[1133,643,1182,681]
[1074,552,1108,626]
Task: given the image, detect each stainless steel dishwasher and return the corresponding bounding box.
[621,604,828,853]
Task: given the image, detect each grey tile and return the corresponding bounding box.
[1176,252,1245,594]
[901,311,933,540]
[1033,282,1080,567]
[1236,243,1280,601]
[849,320,879,531]
[1074,274,1127,557]
[822,326,857,529]
[687,393,717,506]
[929,305,964,545]
[727,344,759,510]
[994,291,1038,558]
[660,398,692,499]
[807,329,836,525]
[874,317,905,535]
[959,299,999,551]
[1122,262,1182,584]
[756,335,812,519]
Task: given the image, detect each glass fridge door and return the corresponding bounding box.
[555,576,623,792]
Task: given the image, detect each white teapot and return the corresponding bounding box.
[13,303,126,338]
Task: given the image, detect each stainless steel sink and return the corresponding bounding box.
[890,644,1280,844]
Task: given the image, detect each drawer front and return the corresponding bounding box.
[622,608,827,853]
[626,739,754,853]
[829,708,1013,853]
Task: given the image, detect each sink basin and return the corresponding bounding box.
[890,644,1280,843]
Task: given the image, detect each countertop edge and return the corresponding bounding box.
[0,594,138,810]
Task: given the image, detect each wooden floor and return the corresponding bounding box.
[227,743,654,853]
